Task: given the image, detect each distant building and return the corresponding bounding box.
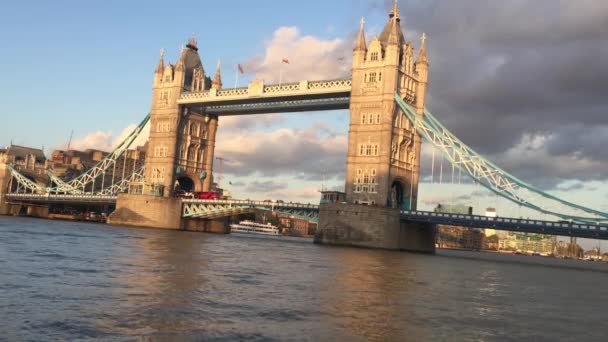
[0,145,49,188]
[49,146,146,192]
[434,203,473,215]
[320,191,346,204]
[436,225,485,250]
[485,207,497,217]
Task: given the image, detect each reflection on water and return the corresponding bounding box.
[1,217,607,341]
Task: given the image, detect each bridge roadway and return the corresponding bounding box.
[5,194,608,239]
[401,211,608,240]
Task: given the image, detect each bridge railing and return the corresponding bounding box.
[5,193,117,202]
[179,78,352,103]
[182,198,319,210]
[401,210,608,233]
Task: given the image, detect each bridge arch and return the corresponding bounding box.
[389,179,411,210]
[175,176,195,193]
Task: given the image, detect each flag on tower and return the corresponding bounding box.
[281,58,290,64]
[238,64,244,74]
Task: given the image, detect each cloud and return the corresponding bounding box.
[215,116,348,181]
[67,121,150,152]
[219,114,284,132]
[392,0,608,188]
[244,26,352,83]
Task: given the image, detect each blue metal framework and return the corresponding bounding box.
[394,93,608,224]
[182,199,320,222]
[7,115,149,195]
[401,210,608,240]
[201,97,350,115]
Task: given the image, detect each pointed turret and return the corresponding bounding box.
[155,48,165,74]
[212,59,222,89]
[186,33,198,51]
[415,33,429,113]
[416,33,428,66]
[354,17,367,51]
[379,0,404,48]
[175,45,186,72]
[390,0,400,20]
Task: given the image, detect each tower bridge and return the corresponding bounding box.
[2,5,608,251]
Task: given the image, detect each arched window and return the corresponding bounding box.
[361,114,366,124]
[376,114,380,124]
[379,72,382,81]
[374,145,379,156]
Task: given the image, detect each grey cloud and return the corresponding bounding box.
[395,0,608,187]
[244,180,288,193]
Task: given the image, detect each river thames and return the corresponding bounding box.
[1,217,606,341]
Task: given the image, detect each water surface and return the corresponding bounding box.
[1,217,607,341]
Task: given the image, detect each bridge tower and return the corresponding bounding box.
[145,36,219,197]
[346,4,428,210]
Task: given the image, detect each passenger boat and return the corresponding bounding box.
[229,220,280,236]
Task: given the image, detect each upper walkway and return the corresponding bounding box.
[178,79,352,115]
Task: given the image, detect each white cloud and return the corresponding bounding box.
[245,26,352,83]
[67,121,150,152]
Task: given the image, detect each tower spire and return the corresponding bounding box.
[212,59,222,89]
[354,17,367,51]
[417,32,428,65]
[186,32,198,51]
[390,0,400,20]
[155,48,165,74]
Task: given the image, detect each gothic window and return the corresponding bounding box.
[361,114,366,124]
[364,174,369,184]
[371,52,379,61]
[355,185,361,193]
[376,114,380,124]
[357,169,362,175]
[371,169,376,176]
[369,72,377,82]
[359,145,365,155]
[366,145,372,156]
[157,121,170,133]
[364,73,367,83]
[374,145,379,156]
[368,115,373,124]
[379,72,382,81]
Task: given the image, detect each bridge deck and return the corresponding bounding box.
[5,194,608,239]
[401,211,608,240]
[178,79,351,115]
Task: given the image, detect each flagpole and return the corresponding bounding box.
[235,65,239,88]
[279,62,283,87]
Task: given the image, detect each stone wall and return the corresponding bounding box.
[108,193,183,229]
[315,203,435,253]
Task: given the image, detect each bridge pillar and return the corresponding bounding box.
[315,203,435,253]
[108,193,183,229]
[344,7,429,210]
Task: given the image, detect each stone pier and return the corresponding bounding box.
[108,193,229,233]
[315,203,436,253]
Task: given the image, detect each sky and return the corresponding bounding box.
[1,0,608,245]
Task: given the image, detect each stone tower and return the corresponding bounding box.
[345,4,429,210]
[145,35,219,196]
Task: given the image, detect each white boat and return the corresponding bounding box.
[230,220,280,236]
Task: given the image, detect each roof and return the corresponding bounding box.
[6,144,46,162]
[378,15,405,48]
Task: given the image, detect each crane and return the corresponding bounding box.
[215,156,230,188]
